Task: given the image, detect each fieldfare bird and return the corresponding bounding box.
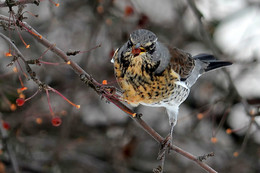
[111,29,232,145]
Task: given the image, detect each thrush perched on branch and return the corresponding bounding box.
[111,29,232,146]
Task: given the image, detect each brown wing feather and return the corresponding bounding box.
[169,47,195,80]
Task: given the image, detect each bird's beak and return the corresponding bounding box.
[132,44,146,56]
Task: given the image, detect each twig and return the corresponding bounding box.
[0,32,45,88]
[197,152,215,162]
[238,117,254,154]
[0,14,217,173]
[0,113,20,173]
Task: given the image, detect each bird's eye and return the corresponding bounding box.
[146,43,155,51]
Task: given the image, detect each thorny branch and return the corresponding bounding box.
[0,14,218,173]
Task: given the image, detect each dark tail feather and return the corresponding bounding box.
[204,61,232,72]
[193,54,232,72]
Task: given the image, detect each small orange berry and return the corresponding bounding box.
[226,128,232,134]
[10,104,17,111]
[13,67,18,73]
[197,113,204,120]
[233,151,239,157]
[17,88,22,94]
[211,137,218,143]
[20,87,28,91]
[19,93,25,99]
[5,52,12,57]
[36,118,43,124]
[102,80,108,85]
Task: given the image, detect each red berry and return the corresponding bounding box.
[16,98,25,106]
[2,122,10,130]
[125,6,134,16]
[52,117,62,127]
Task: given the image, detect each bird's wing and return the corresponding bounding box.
[170,49,232,87]
[169,47,195,80]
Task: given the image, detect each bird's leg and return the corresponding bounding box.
[169,121,174,146]
[168,120,176,146]
[157,122,175,160]
[157,135,171,160]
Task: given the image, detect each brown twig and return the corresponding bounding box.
[197,152,215,162]
[238,117,254,154]
[0,32,45,88]
[0,14,217,173]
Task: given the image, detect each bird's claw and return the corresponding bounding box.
[157,134,172,160]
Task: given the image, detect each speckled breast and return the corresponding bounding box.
[113,52,189,107]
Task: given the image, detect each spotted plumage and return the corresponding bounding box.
[112,29,232,134]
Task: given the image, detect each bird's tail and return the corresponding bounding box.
[193,54,232,72]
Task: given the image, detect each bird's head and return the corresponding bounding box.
[128,29,157,57]
[113,29,167,75]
